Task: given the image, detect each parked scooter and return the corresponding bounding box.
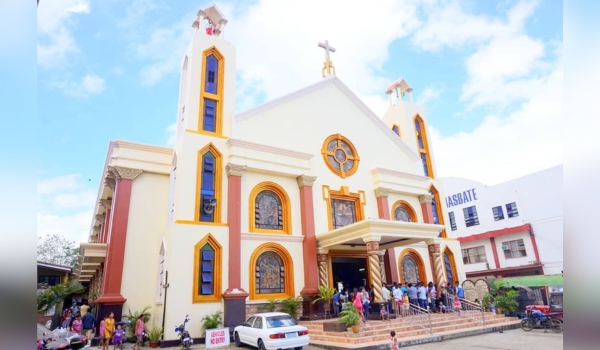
[37,332,87,350]
[520,307,563,333]
[175,315,193,349]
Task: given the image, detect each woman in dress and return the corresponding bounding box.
[103,312,115,350]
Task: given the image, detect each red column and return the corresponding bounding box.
[223,164,247,295]
[375,187,399,283]
[298,175,319,296]
[489,237,501,269]
[419,194,434,224]
[97,167,142,306]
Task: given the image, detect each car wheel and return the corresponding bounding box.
[234,332,242,347]
[294,347,303,350]
[258,339,266,350]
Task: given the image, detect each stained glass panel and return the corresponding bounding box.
[327,140,338,151]
[255,191,283,230]
[340,141,353,156]
[342,159,354,172]
[327,155,340,170]
[394,207,411,222]
[199,243,215,295]
[256,252,285,294]
[402,256,420,284]
[444,253,453,282]
[331,199,357,229]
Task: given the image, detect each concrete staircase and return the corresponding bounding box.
[300,312,521,349]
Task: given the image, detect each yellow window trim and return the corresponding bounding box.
[249,182,292,235]
[194,143,223,224]
[413,114,435,179]
[174,220,228,227]
[192,233,222,303]
[442,246,458,284]
[390,200,418,222]
[321,134,360,178]
[398,248,428,284]
[198,46,225,136]
[429,184,447,238]
[249,242,295,300]
[322,185,366,231]
[185,129,228,139]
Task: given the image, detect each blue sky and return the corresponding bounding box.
[36,0,562,244]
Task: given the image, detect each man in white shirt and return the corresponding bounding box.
[392,282,403,316]
[381,283,390,313]
[417,283,428,309]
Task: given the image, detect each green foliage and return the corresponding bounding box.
[201,310,223,335]
[147,327,163,342]
[124,306,151,337]
[339,303,360,327]
[260,299,279,312]
[494,289,520,313]
[312,286,336,304]
[37,278,85,313]
[37,234,80,269]
[280,296,303,319]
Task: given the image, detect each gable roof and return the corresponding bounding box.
[234,76,420,162]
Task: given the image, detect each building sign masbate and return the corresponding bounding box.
[445,188,478,208]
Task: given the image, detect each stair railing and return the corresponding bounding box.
[458,297,485,326]
[406,303,433,335]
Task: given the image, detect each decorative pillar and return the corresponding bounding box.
[223,163,248,328]
[419,194,434,224]
[96,166,142,323]
[427,242,445,287]
[192,9,206,30]
[375,187,399,283]
[317,253,329,287]
[100,199,112,244]
[298,175,319,294]
[378,253,386,284]
[365,240,384,303]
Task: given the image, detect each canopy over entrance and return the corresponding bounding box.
[316,218,445,250]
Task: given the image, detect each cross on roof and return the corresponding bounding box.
[318,40,336,77]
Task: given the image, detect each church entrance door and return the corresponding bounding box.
[331,256,368,292]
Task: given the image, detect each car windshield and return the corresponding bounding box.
[266,315,298,328]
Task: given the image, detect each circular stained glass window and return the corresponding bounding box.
[321,134,360,178]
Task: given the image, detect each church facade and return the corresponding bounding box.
[77,4,466,339]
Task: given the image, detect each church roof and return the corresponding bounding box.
[234,76,420,163]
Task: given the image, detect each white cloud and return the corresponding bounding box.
[37,211,93,245]
[53,74,106,98]
[38,174,84,195]
[416,86,443,107]
[37,0,90,68]
[165,122,177,146]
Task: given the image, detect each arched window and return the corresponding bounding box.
[196,143,222,223]
[249,182,291,234]
[429,185,446,237]
[414,115,434,178]
[249,243,294,300]
[199,47,224,134]
[391,200,417,222]
[398,249,427,285]
[193,234,222,302]
[392,124,401,136]
[443,247,458,285]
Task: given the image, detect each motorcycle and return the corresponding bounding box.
[520,308,563,333]
[175,315,193,349]
[37,332,87,350]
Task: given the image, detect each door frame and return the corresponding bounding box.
[327,250,373,289]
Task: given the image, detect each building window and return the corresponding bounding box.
[463,206,480,227]
[398,249,427,285]
[38,276,61,286]
[193,234,222,302]
[392,124,400,136]
[443,248,458,284]
[249,243,294,300]
[331,198,357,229]
[506,202,519,218]
[429,185,446,237]
[501,239,527,259]
[156,244,165,303]
[321,134,360,178]
[492,206,504,221]
[391,201,417,222]
[250,182,291,234]
[462,246,487,264]
[414,115,434,178]
[448,211,457,231]
[195,144,222,224]
[199,47,224,134]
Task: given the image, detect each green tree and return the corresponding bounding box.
[37,234,80,269]
[37,278,85,329]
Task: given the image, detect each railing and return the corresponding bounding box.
[406,304,433,335]
[458,297,486,326]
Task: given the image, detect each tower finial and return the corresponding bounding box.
[318,40,336,77]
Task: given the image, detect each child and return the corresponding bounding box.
[439,301,447,314]
[133,315,145,350]
[454,295,462,316]
[112,324,125,350]
[71,314,82,335]
[98,315,106,350]
[380,303,390,321]
[390,330,399,350]
[402,292,409,316]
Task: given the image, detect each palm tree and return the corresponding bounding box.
[37,278,85,329]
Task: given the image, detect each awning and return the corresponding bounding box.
[499,274,563,288]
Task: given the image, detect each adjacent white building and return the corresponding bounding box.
[440,165,563,279]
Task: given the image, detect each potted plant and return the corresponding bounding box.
[147,326,163,348]
[312,285,336,313]
[281,296,303,319]
[339,303,361,333]
[201,310,223,336]
[494,290,520,316]
[124,306,152,341]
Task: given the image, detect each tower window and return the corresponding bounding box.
[199,48,224,134]
[392,125,400,136]
[414,115,434,178]
[448,211,457,231]
[203,99,217,132]
[200,152,215,222]
[205,54,218,94]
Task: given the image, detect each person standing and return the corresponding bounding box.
[417,283,428,309]
[81,310,96,347]
[103,312,115,350]
[332,291,340,316]
[407,283,419,307]
[381,283,390,313]
[352,288,365,323]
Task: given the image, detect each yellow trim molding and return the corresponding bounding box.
[194,143,223,224]
[443,246,458,284]
[174,220,228,227]
[429,185,446,238]
[398,248,428,284]
[185,129,228,139]
[249,242,295,300]
[322,185,366,231]
[413,114,434,178]
[198,46,225,135]
[249,182,292,234]
[390,200,418,222]
[392,124,401,137]
[192,233,222,303]
[321,134,360,178]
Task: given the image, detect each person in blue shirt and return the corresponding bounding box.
[332,291,340,316]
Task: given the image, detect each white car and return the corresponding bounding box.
[233,312,309,350]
